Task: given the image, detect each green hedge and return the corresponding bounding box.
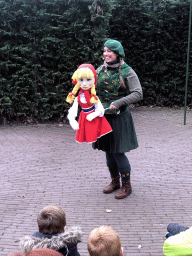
[109,0,192,107]
[0,0,114,122]
[0,0,191,123]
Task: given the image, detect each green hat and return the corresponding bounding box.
[104,39,125,58]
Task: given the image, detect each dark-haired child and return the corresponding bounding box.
[20,205,82,256]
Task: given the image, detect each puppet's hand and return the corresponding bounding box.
[86,112,99,121]
[69,119,79,130]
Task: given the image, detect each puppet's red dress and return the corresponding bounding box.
[76,92,112,143]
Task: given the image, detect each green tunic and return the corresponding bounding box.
[96,63,131,114]
[93,62,139,153]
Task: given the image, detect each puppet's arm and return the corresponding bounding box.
[86,101,104,121]
[67,97,79,130]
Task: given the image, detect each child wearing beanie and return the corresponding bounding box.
[163,223,192,256]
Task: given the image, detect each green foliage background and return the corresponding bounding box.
[109,0,192,107]
[0,0,191,123]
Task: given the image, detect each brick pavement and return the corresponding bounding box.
[0,106,192,256]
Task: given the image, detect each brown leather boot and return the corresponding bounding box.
[115,180,132,199]
[103,176,120,194]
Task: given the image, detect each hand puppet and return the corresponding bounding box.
[66,63,112,143]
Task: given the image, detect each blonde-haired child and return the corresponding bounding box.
[66,64,112,143]
[87,226,123,256]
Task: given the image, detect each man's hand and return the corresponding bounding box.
[110,104,117,110]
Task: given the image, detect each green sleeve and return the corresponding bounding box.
[163,228,192,256]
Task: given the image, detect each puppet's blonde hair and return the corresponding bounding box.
[66,68,99,104]
[66,83,80,104]
[72,68,94,81]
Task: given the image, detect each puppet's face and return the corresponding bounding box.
[78,76,95,90]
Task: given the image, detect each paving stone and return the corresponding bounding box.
[0,107,192,256]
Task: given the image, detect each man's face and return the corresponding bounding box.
[103,46,118,62]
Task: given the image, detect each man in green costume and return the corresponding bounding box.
[93,39,143,199]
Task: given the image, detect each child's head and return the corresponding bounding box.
[9,248,63,256]
[87,226,122,256]
[37,205,66,235]
[66,63,99,104]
